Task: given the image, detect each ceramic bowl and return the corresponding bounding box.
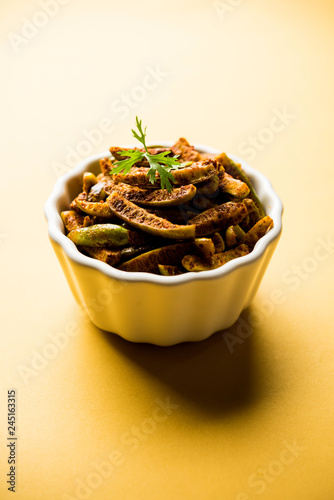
[44,143,283,345]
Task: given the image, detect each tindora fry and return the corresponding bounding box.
[233,224,246,240]
[112,160,218,189]
[62,121,272,274]
[241,198,261,230]
[107,191,196,239]
[69,192,86,213]
[212,232,225,253]
[240,216,274,249]
[158,264,183,276]
[83,216,93,227]
[87,182,107,202]
[219,172,250,198]
[61,211,86,232]
[192,194,217,211]
[120,245,153,261]
[188,201,248,237]
[83,172,97,193]
[99,157,113,176]
[172,137,202,162]
[196,175,220,196]
[225,224,246,248]
[182,244,250,272]
[119,241,199,273]
[67,224,130,247]
[193,238,215,260]
[75,197,114,218]
[146,205,198,225]
[113,182,197,207]
[216,153,265,216]
[80,246,121,266]
[163,159,218,185]
[225,226,238,248]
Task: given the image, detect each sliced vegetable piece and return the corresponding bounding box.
[75,197,114,218]
[194,238,215,260]
[158,264,183,276]
[215,153,265,216]
[67,224,130,247]
[188,201,248,237]
[163,159,218,186]
[61,211,86,232]
[107,192,196,239]
[79,246,121,266]
[240,216,274,249]
[192,194,216,211]
[225,225,246,248]
[171,137,202,162]
[233,224,246,240]
[87,182,107,202]
[212,232,225,253]
[111,166,157,189]
[110,146,134,161]
[146,206,198,225]
[196,175,219,196]
[225,226,238,248]
[114,182,197,207]
[120,245,153,262]
[119,241,198,273]
[83,172,97,193]
[99,157,113,175]
[219,172,250,198]
[111,160,218,188]
[241,198,261,230]
[69,192,86,213]
[126,229,157,246]
[182,244,250,272]
[83,216,93,227]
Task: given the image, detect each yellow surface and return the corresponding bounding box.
[1,0,334,498]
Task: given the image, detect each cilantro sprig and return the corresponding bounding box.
[110,117,183,192]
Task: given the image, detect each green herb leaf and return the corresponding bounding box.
[150,151,182,166]
[131,117,147,151]
[111,150,143,175]
[156,165,176,192]
[145,154,176,192]
[111,117,183,192]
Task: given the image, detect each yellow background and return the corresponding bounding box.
[1,0,334,498]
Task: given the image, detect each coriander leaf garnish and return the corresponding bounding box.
[111,117,183,192]
[110,150,143,175]
[146,155,177,192]
[130,117,148,150]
